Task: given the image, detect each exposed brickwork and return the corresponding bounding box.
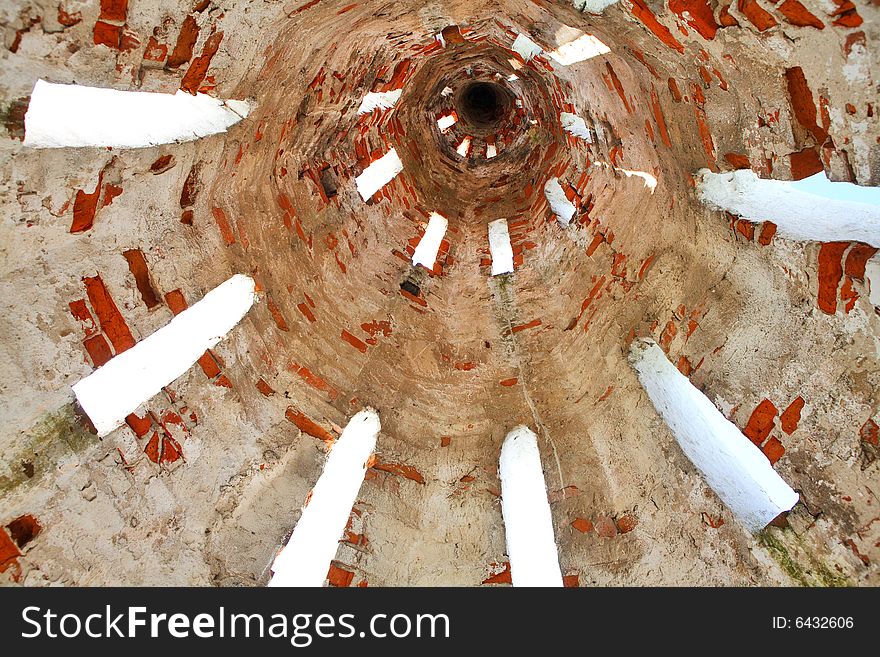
[743,399,778,446]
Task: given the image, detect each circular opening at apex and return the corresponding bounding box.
[455,82,512,132]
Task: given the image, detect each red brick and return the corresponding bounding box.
[180,164,200,208]
[743,399,778,445]
[159,435,183,464]
[571,517,593,533]
[211,207,236,245]
[669,0,719,40]
[83,275,135,353]
[122,249,161,309]
[57,6,82,26]
[844,244,878,281]
[285,408,334,446]
[164,289,188,315]
[256,378,275,396]
[785,67,827,144]
[676,356,693,376]
[511,319,541,333]
[629,0,685,52]
[780,396,805,434]
[125,412,152,438]
[71,170,104,233]
[659,320,677,351]
[840,277,858,314]
[143,36,167,62]
[372,462,425,484]
[777,0,824,29]
[361,320,392,337]
[327,563,354,587]
[736,219,756,241]
[481,562,512,584]
[180,30,223,95]
[830,0,862,28]
[297,302,316,322]
[83,334,113,366]
[630,47,659,79]
[441,25,466,44]
[860,419,878,446]
[197,351,222,379]
[383,59,411,91]
[93,21,123,49]
[166,15,199,69]
[789,147,823,180]
[817,242,848,314]
[694,104,717,171]
[119,27,139,53]
[0,529,21,577]
[758,222,777,246]
[762,436,785,464]
[288,362,338,400]
[267,297,289,332]
[586,233,604,256]
[650,86,671,148]
[101,183,123,208]
[605,63,632,114]
[594,515,617,538]
[149,154,174,173]
[341,329,368,353]
[98,0,127,22]
[616,514,638,534]
[6,515,41,548]
[400,288,427,306]
[143,432,160,462]
[667,78,682,102]
[738,0,777,30]
[69,299,98,337]
[723,152,751,169]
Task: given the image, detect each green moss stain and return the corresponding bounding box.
[528,127,551,148]
[494,272,513,298]
[757,527,850,587]
[0,404,96,495]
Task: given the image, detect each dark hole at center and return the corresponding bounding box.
[459,82,508,128]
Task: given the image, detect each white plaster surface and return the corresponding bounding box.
[488,218,514,275]
[560,112,592,141]
[696,169,880,247]
[269,408,380,587]
[24,80,250,149]
[73,275,256,435]
[355,148,403,200]
[499,425,564,587]
[412,212,448,269]
[629,339,799,532]
[544,177,576,226]
[357,89,402,114]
